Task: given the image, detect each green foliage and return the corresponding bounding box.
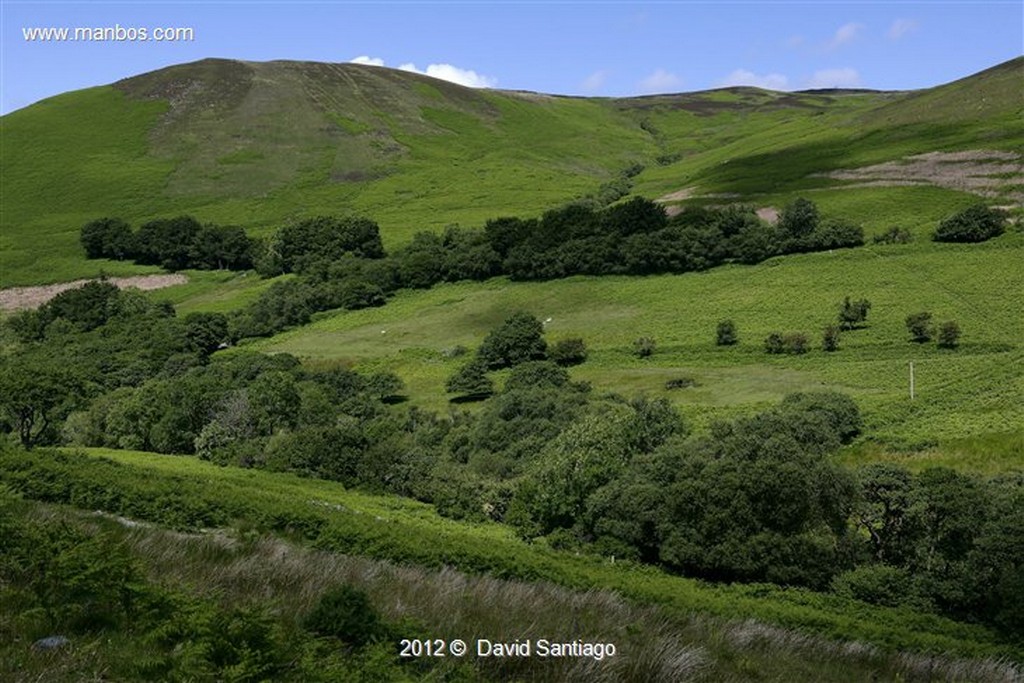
[765,332,808,355]
[548,337,588,366]
[937,320,961,349]
[632,336,656,358]
[303,584,383,646]
[873,226,913,245]
[905,311,934,343]
[822,325,841,352]
[933,204,1006,243]
[837,297,871,331]
[0,358,86,448]
[80,217,135,259]
[274,215,385,274]
[715,319,738,346]
[446,359,493,399]
[831,565,922,608]
[477,312,547,369]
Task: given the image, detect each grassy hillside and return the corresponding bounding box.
[2,57,1021,287]
[245,229,1024,452]
[1,446,1017,666]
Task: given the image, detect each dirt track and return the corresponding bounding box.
[0,274,188,312]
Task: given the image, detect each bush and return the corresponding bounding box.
[764,332,786,355]
[933,204,1006,243]
[831,564,922,608]
[937,320,961,349]
[303,584,382,646]
[665,377,698,390]
[784,332,809,355]
[822,325,840,352]
[716,319,738,346]
[906,312,934,343]
[632,336,656,358]
[873,226,912,244]
[548,338,588,366]
[446,359,493,399]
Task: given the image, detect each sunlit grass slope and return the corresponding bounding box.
[3,57,1020,286]
[246,232,1024,452]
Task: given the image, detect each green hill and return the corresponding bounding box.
[2,56,1021,286]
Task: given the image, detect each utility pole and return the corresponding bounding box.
[909,361,915,400]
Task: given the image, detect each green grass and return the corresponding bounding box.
[3,57,1020,287]
[243,231,1024,447]
[1,445,1018,663]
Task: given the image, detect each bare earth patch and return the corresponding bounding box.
[756,207,779,224]
[656,187,695,203]
[0,274,188,312]
[819,149,1024,201]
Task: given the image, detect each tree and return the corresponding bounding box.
[784,332,809,355]
[0,360,85,449]
[937,321,961,349]
[716,319,738,346]
[477,312,547,369]
[822,325,841,352]
[184,312,230,356]
[445,359,493,400]
[548,337,587,366]
[632,336,656,358]
[837,297,871,330]
[906,312,934,343]
[778,197,819,239]
[134,215,202,270]
[933,204,1006,243]
[80,217,135,260]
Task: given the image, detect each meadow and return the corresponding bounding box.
[245,229,1024,454]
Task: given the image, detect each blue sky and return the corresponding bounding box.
[2,1,1021,114]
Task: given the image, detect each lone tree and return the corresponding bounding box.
[478,312,547,369]
[446,359,494,400]
[937,321,961,349]
[906,312,934,343]
[822,325,841,352]
[764,332,786,355]
[716,319,738,346]
[838,297,871,331]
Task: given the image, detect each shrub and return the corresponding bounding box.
[716,319,738,346]
[665,377,698,390]
[872,226,912,244]
[764,332,786,355]
[822,325,840,352]
[937,320,961,349]
[831,564,922,608]
[548,337,588,366]
[933,204,1005,243]
[906,312,934,343]
[303,584,382,646]
[784,332,809,355]
[446,359,493,399]
[632,336,656,358]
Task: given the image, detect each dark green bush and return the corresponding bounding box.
[302,584,382,646]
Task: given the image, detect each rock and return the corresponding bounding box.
[32,635,70,651]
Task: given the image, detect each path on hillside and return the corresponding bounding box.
[0,274,188,312]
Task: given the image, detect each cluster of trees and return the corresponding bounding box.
[906,312,961,348]
[81,216,255,271]
[933,204,1006,243]
[2,293,1022,641]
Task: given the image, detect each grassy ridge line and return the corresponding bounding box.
[0,446,1015,660]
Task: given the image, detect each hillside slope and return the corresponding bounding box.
[2,57,1021,287]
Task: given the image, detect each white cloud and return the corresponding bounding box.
[805,68,862,89]
[719,69,790,91]
[398,62,496,88]
[348,56,496,88]
[350,55,385,67]
[887,18,917,40]
[580,70,608,93]
[638,68,682,94]
[826,22,864,50]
